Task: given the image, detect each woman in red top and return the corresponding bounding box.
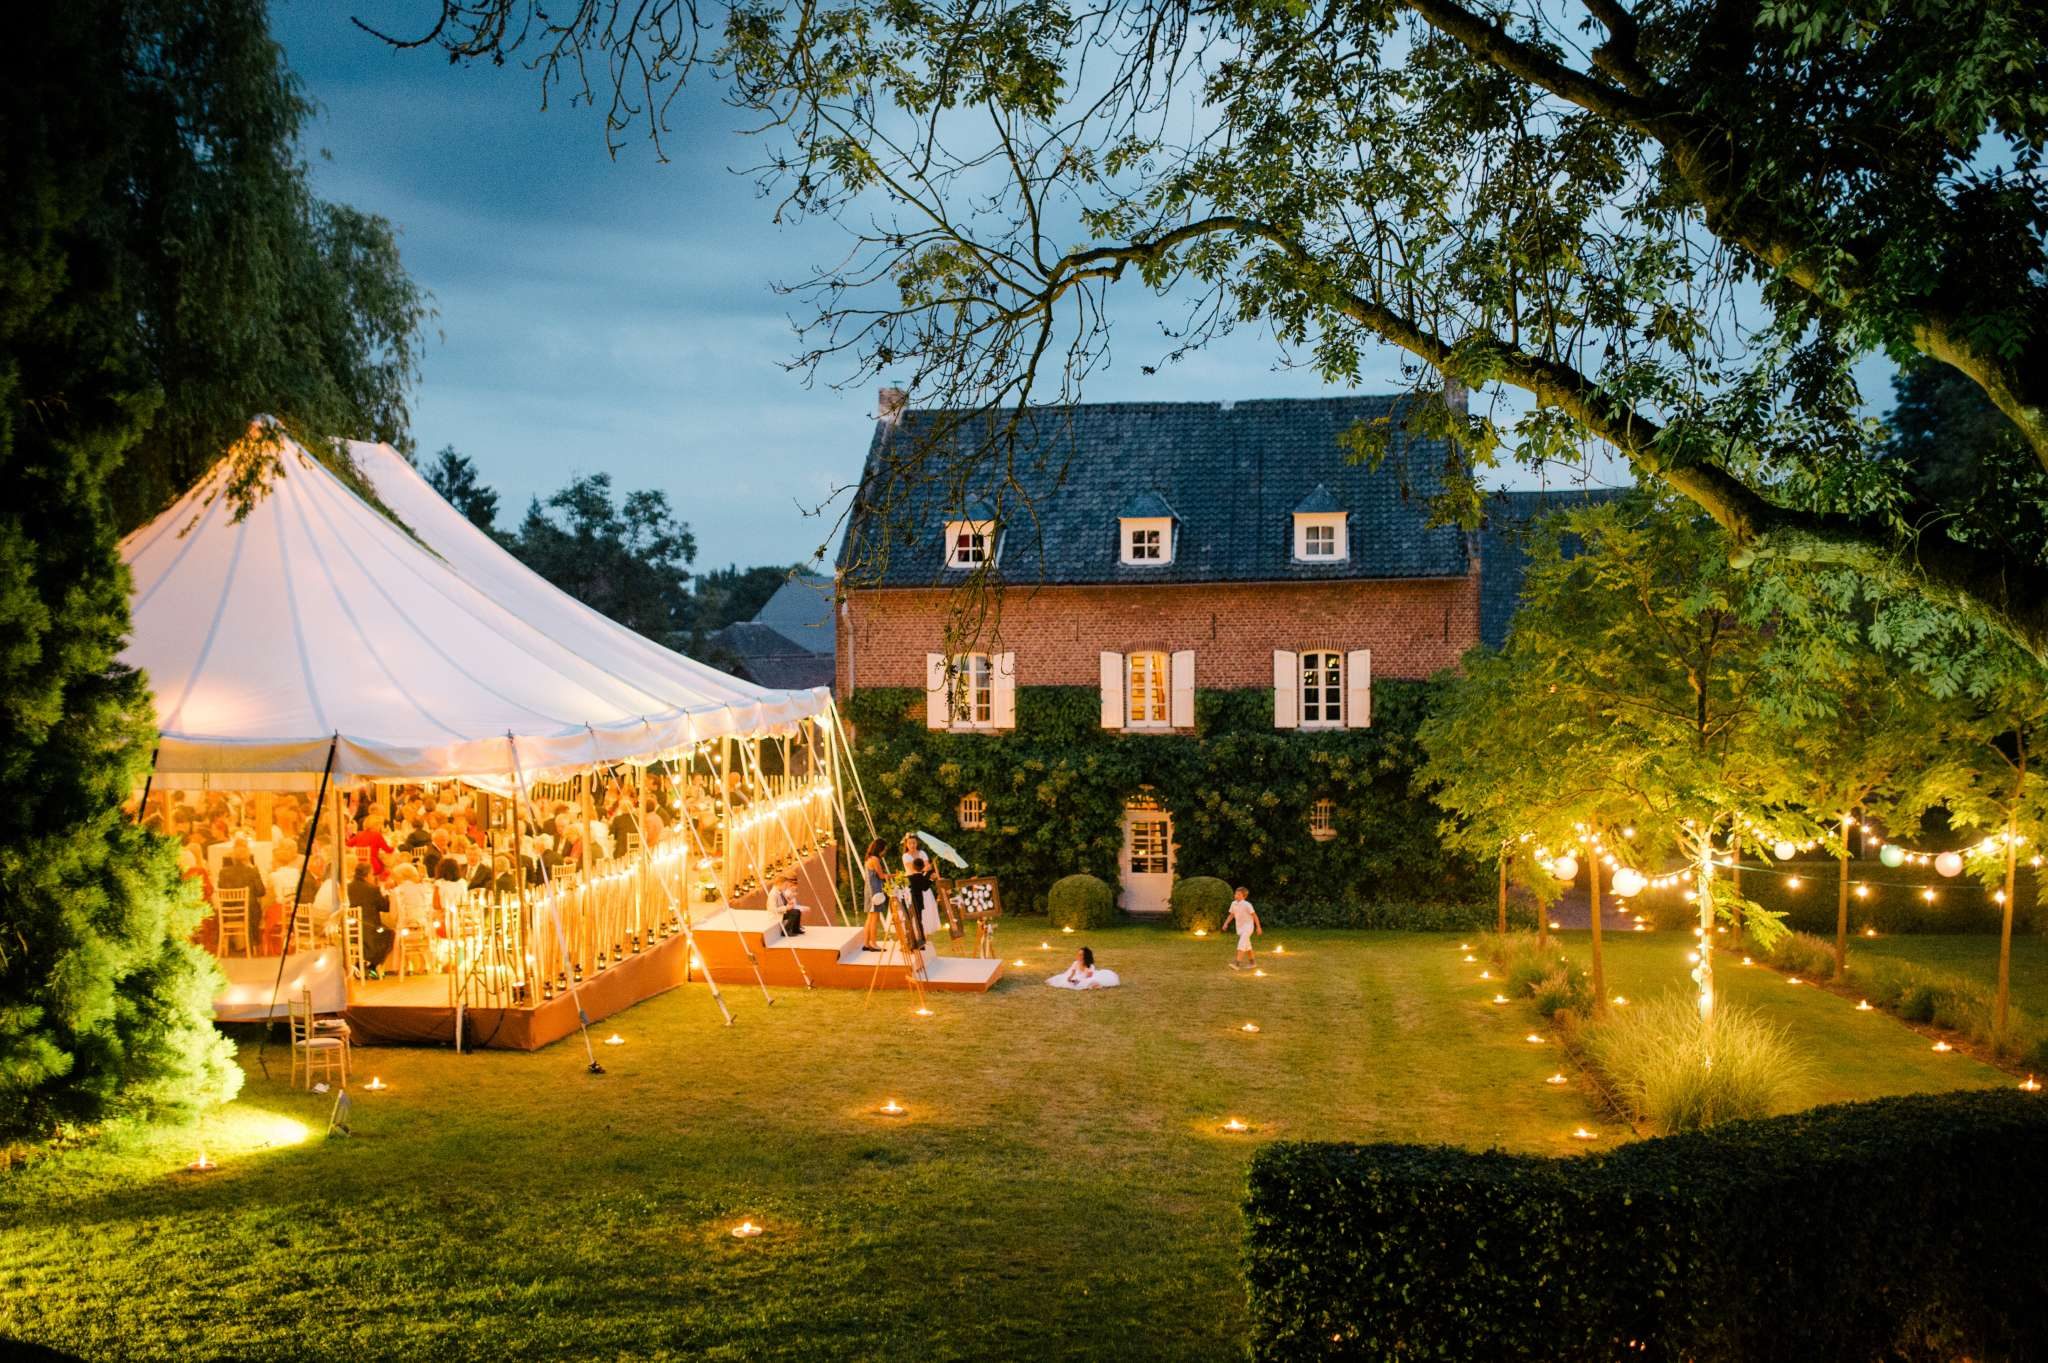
[347,811,396,881]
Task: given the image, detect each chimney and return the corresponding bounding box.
[877,386,908,423]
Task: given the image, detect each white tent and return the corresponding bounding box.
[120,435,828,783]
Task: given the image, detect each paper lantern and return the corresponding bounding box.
[1611,867,1647,897]
[1879,844,1905,868]
[1550,855,1579,882]
[1772,840,1797,862]
[1935,851,1964,878]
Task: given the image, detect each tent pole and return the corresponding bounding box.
[510,736,604,1073]
[258,736,337,1076]
[333,778,350,984]
[825,698,879,843]
[509,764,535,1007]
[679,779,763,1012]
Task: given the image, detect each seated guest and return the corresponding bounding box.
[609,805,641,853]
[385,864,436,968]
[347,860,393,975]
[1047,946,1121,990]
[267,846,306,909]
[348,812,396,881]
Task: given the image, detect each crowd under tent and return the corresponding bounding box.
[118,429,975,1052]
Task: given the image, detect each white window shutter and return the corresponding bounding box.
[1347,649,1373,728]
[1099,651,1125,730]
[1273,650,1299,729]
[992,652,1017,729]
[1170,650,1195,728]
[925,653,949,729]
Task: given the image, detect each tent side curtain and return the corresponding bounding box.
[152,686,834,783]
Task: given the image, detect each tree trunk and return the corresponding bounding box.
[1588,852,1606,1015]
[1497,853,1509,936]
[1834,840,1851,978]
[1728,835,1743,947]
[1695,841,1717,1022]
[1997,812,2019,1034]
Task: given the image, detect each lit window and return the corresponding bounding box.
[957,793,986,830]
[1120,516,1174,566]
[945,521,996,569]
[1309,799,1336,841]
[1300,651,1345,728]
[949,654,995,727]
[1127,651,1170,727]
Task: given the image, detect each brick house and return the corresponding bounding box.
[835,390,1497,912]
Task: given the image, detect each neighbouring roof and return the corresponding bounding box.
[1476,486,1631,649]
[839,395,1472,588]
[708,622,837,692]
[751,573,835,653]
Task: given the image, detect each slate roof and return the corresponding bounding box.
[1476,487,1631,649]
[751,573,835,652]
[838,396,1471,588]
[706,621,836,692]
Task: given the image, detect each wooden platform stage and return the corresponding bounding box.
[690,909,1006,993]
[344,925,699,1050]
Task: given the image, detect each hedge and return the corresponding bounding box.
[1243,1089,2048,1362]
[1171,876,1234,931]
[840,683,1488,916]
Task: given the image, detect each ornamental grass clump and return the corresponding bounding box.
[1763,929,1838,980]
[1854,958,2048,1067]
[1530,964,1592,1020]
[1582,992,1807,1133]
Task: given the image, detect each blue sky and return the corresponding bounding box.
[274,1,1386,573]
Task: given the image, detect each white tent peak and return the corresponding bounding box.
[121,429,826,782]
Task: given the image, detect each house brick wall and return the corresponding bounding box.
[836,568,1482,694]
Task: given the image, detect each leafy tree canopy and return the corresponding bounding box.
[389,0,2048,653]
[508,473,700,647]
[423,445,502,533]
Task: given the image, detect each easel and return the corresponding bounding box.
[943,876,1003,959]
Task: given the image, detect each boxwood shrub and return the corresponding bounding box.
[1047,873,1116,929]
[1244,1089,2048,1362]
[1170,876,1234,931]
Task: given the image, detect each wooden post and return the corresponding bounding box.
[1834,826,1852,978]
[1729,834,1743,947]
[1496,849,1508,936]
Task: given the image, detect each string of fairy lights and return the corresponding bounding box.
[1528,816,2039,908]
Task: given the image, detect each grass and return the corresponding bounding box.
[0,928,2014,1361]
[1846,932,2048,1017]
[1581,994,1807,1132]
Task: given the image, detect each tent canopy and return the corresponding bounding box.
[120,433,827,782]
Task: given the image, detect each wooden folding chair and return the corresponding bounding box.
[287,990,348,1090]
[214,887,252,957]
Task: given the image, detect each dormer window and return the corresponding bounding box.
[1293,512,1347,561]
[945,520,996,569]
[1121,517,1173,565]
[1118,492,1179,567]
[1291,485,1348,562]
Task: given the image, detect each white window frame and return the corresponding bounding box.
[1125,650,1171,728]
[1309,798,1337,841]
[957,792,987,830]
[1299,649,1346,729]
[1293,512,1348,562]
[944,520,997,570]
[1120,516,1174,566]
[949,653,997,729]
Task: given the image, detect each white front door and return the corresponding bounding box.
[1119,808,1174,914]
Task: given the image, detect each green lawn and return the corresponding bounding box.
[0,929,2011,1361]
[1840,932,2048,1016]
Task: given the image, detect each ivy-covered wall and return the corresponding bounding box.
[841,681,1486,919]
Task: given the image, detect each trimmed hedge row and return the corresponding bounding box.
[1047,873,1116,929]
[1244,1089,2048,1362]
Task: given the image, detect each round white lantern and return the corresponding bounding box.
[1611,867,1648,898]
[1935,851,1964,878]
[1772,840,1797,863]
[1550,855,1579,883]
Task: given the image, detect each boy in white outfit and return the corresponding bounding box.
[1224,886,1261,970]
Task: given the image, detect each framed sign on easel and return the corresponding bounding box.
[941,877,1003,958]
